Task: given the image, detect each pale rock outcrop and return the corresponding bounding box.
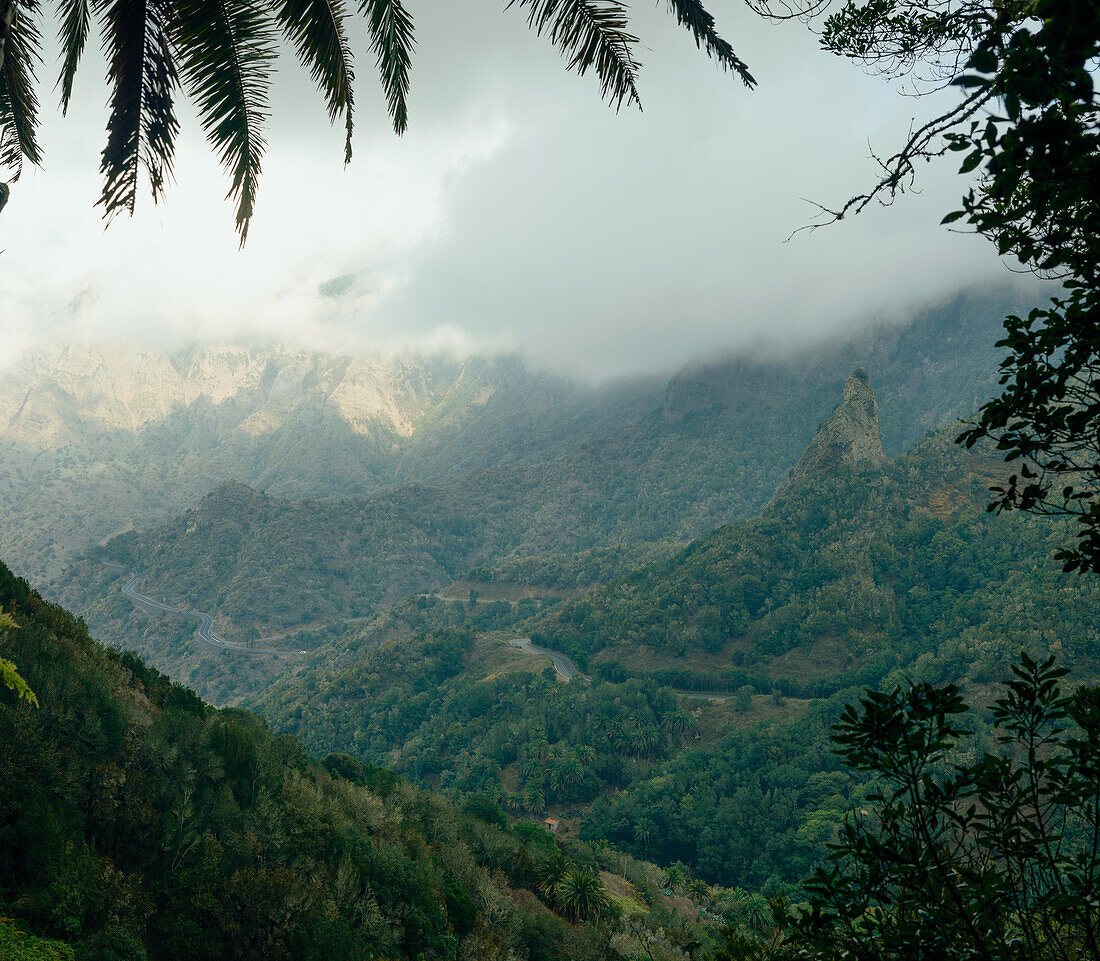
[0,342,475,446]
[767,368,884,506]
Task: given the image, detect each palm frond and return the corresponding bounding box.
[57,0,91,113]
[0,0,16,72]
[360,0,412,134]
[664,0,755,87]
[0,0,43,178]
[173,0,276,244]
[507,0,641,110]
[96,0,180,221]
[271,0,355,162]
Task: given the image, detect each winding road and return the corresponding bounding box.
[101,560,300,657]
[101,560,733,695]
[509,637,591,682]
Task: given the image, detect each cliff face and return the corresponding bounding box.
[768,369,885,505]
[0,343,468,446]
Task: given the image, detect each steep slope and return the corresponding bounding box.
[762,367,884,510]
[247,377,1099,887]
[785,369,883,480]
[529,404,1094,694]
[0,562,719,960]
[0,346,658,583]
[8,284,1029,586]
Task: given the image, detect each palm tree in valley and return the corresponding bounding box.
[663,708,695,736]
[538,853,569,899]
[548,754,582,795]
[736,891,772,931]
[554,866,610,922]
[519,753,542,782]
[522,782,545,812]
[687,877,710,904]
[663,862,688,893]
[0,0,755,242]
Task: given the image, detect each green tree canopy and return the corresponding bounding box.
[796,654,1100,960]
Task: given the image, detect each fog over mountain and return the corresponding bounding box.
[0,1,1035,378]
[1,0,1095,953]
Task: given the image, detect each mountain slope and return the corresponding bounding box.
[246,375,1099,886]
[529,392,1098,693]
[0,561,721,960]
[8,284,1030,587]
[0,346,659,584]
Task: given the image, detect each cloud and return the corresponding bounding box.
[0,1,1027,378]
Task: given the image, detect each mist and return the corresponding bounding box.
[0,0,1028,378]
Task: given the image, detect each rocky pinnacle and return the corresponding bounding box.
[767,368,885,507]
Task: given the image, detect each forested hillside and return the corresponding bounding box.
[249,381,1100,887]
[16,284,1027,592]
[0,562,727,960]
[532,433,1096,696]
[58,286,1041,702]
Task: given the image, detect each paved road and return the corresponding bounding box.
[507,634,736,700]
[509,637,591,682]
[104,561,739,694]
[102,561,300,657]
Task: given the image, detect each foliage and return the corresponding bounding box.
[953,0,1100,573]
[0,608,36,706]
[794,654,1100,960]
[0,0,748,239]
[0,559,711,960]
[0,918,75,960]
[550,864,611,922]
[253,599,699,809]
[0,654,36,706]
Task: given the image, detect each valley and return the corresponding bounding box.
[4,283,1096,960]
[38,286,1036,704]
[3,0,1095,952]
[245,389,1099,885]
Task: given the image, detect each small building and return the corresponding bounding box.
[544,817,560,833]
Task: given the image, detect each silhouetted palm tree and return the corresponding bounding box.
[0,0,754,241]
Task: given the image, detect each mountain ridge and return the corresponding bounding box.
[766,368,885,507]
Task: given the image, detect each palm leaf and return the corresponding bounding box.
[0,0,16,72]
[96,0,180,221]
[271,0,355,162]
[0,0,42,178]
[173,0,276,244]
[665,0,754,87]
[57,0,91,113]
[507,0,641,110]
[360,0,412,134]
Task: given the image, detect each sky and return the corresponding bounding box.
[0,0,1028,378]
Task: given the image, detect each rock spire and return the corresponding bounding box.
[767,369,885,506]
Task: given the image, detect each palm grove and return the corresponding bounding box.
[2,0,1099,958]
